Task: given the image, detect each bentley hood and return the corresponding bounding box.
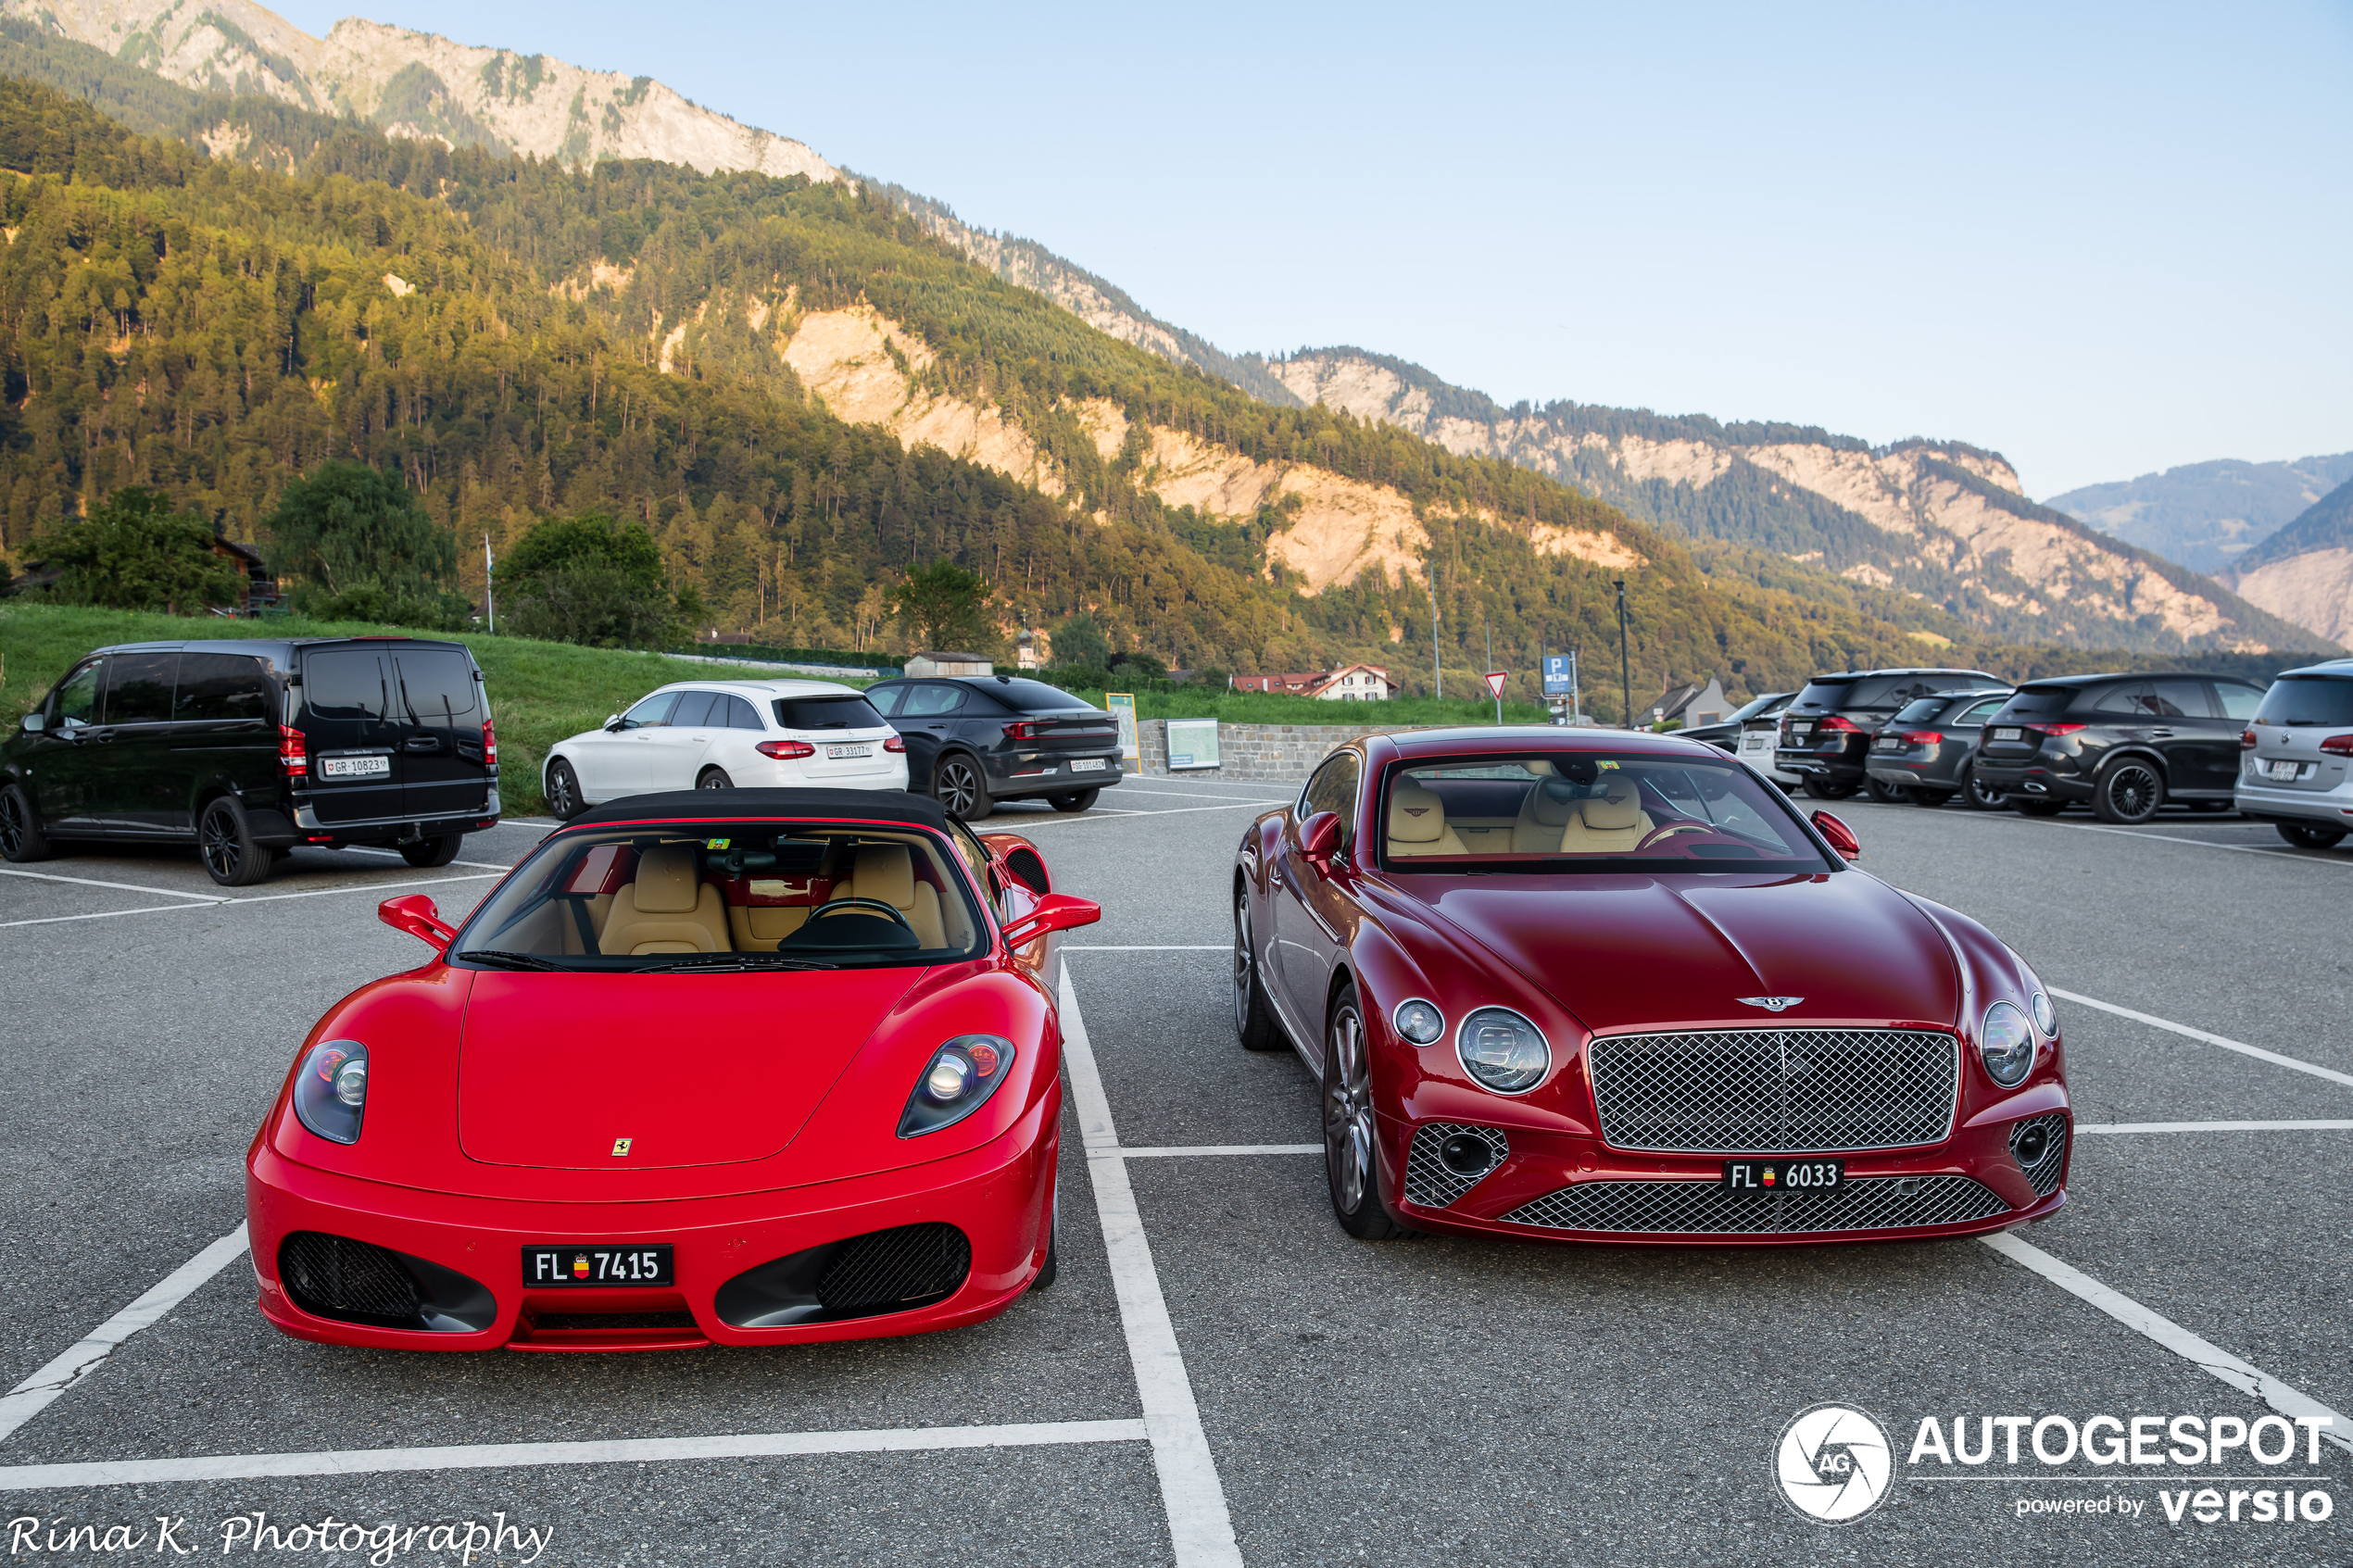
[1408,872,1961,1036]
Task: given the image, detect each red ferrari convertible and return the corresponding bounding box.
[1233,732,2069,1245]
[246,789,1099,1351]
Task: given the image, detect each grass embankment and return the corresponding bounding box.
[0,605,875,815]
[1060,685,1559,727]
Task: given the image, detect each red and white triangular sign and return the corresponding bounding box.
[1483,671,1508,698]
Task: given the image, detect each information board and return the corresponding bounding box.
[1165,717,1221,771]
[1105,693,1139,771]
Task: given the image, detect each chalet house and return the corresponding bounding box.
[1641,675,1730,729]
[1231,663,1398,701]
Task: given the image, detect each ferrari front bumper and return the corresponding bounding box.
[245,1087,1059,1351]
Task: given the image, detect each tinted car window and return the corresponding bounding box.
[669,691,719,727]
[1954,698,2007,726]
[620,692,678,728]
[1723,693,1789,724]
[2092,682,2153,716]
[989,679,1095,713]
[53,660,101,726]
[2254,676,2353,727]
[2212,683,2264,721]
[1302,751,1362,846]
[720,695,764,729]
[394,650,476,724]
[2002,685,2074,720]
[1891,698,1948,726]
[175,654,271,721]
[774,695,887,731]
[900,684,967,717]
[1792,678,1856,710]
[104,652,177,723]
[2148,679,2211,718]
[303,650,386,721]
[864,684,907,717]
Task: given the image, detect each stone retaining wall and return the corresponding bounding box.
[1130,720,1457,783]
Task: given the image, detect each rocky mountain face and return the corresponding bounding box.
[2221,476,2353,648]
[2045,453,2353,575]
[1238,348,2325,655]
[1,0,835,178]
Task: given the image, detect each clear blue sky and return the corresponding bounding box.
[269,0,2353,496]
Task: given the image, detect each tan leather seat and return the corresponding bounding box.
[598,844,731,954]
[1556,776,1656,854]
[1511,778,1579,851]
[1387,783,1468,857]
[824,844,948,947]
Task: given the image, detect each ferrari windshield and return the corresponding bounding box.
[452,824,988,970]
[1378,753,1835,872]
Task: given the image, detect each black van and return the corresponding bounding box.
[1,637,499,885]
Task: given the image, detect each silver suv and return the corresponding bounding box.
[2235,659,2353,849]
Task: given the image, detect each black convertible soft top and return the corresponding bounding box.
[565,788,949,832]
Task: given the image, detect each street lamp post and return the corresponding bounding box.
[1615,578,1630,729]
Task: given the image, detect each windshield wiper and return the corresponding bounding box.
[460,949,570,972]
[656,953,838,972]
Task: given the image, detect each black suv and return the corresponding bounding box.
[1972,672,2266,822]
[1775,668,2006,799]
[864,674,1121,820]
[1862,687,2014,808]
[1,637,499,885]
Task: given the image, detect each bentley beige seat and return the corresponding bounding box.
[598,843,732,954]
[824,843,949,947]
[1387,783,1468,857]
[1556,776,1656,854]
[1511,778,1580,851]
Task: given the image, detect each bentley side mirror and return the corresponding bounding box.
[1000,893,1101,948]
[379,893,457,952]
[603,714,624,732]
[1300,810,1342,870]
[19,711,43,734]
[1811,809,1861,861]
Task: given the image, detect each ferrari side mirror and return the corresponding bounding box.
[379,893,457,951]
[1811,809,1861,861]
[1000,894,1101,948]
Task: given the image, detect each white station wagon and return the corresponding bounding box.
[541,679,908,818]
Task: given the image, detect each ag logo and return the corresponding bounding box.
[1774,1403,1894,1524]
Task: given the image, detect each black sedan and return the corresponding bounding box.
[1972,672,2266,822]
[1862,687,2013,808]
[866,675,1123,820]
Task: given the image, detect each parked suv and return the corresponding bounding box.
[2233,659,2353,849]
[1,637,499,885]
[864,674,1122,820]
[1775,668,2005,799]
[1864,686,2015,808]
[1972,671,2266,822]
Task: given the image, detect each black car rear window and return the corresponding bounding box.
[774,695,887,731]
[1891,697,1948,725]
[2000,686,2074,720]
[395,649,477,725]
[300,649,385,720]
[2255,675,2353,727]
[988,679,1097,714]
[1792,678,1856,710]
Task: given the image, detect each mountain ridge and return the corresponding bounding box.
[2045,452,2353,574]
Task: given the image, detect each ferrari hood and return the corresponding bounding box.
[457,969,921,1169]
[1410,872,1960,1035]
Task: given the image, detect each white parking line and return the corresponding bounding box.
[2053,986,2353,1090]
[0,1225,248,1446]
[0,1419,1149,1492]
[1121,1145,1320,1159]
[1068,946,1228,951]
[1110,786,1290,801]
[1981,1233,2350,1457]
[2077,1120,2353,1135]
[1017,801,1286,826]
[1060,971,1244,1568]
[341,847,512,871]
[0,872,502,930]
[1915,808,2353,869]
[0,867,225,902]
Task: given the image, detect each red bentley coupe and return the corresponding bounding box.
[246,788,1098,1351]
[1233,731,2069,1244]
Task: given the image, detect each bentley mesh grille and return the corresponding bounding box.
[279,1232,420,1321]
[815,1223,971,1313]
[1588,1029,1958,1153]
[2009,1111,2070,1197]
[1403,1123,1511,1209]
[1500,1175,2009,1236]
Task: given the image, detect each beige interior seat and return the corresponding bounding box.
[598,844,732,954]
[1511,778,1581,851]
[1386,784,1468,857]
[1556,777,1656,854]
[727,894,811,950]
[824,844,948,947]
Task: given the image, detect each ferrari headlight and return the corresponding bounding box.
[1456,1007,1549,1093]
[900,1035,1016,1137]
[293,1040,368,1144]
[1392,999,1444,1046]
[1979,1002,2034,1087]
[2031,990,2057,1037]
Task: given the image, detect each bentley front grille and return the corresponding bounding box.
[1588,1029,1958,1153]
[1403,1123,1511,1209]
[1500,1175,2009,1236]
[2008,1111,2069,1197]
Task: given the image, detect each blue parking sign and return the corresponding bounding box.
[1542,655,1577,695]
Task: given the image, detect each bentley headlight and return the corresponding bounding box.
[293,1040,368,1144]
[1456,1007,1549,1093]
[2031,990,2057,1037]
[1392,999,1444,1046]
[1979,1002,2034,1087]
[900,1035,1016,1136]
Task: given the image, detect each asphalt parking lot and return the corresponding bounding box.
[2,781,2348,1565]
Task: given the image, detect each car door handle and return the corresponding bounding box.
[403,736,442,752]
[2146,729,2173,738]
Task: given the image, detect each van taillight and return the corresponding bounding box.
[279,724,308,777]
[481,715,497,767]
